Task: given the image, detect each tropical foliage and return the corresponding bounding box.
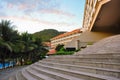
[0,20,48,68]
[55,44,74,55]
[55,44,64,51]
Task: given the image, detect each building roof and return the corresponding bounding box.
[47,49,56,55]
[51,29,82,40]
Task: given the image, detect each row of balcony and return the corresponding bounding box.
[51,33,80,43]
[83,0,98,29]
[51,34,81,48]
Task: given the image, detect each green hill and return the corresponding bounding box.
[33,29,66,42]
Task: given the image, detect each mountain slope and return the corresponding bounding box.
[33,29,66,42]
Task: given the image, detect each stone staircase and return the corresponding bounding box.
[7,53,120,80]
[7,35,120,80]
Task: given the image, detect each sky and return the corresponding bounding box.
[0,0,85,33]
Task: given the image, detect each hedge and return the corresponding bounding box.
[56,51,74,55]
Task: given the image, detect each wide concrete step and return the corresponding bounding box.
[37,62,120,78]
[44,57,120,63]
[32,63,119,80]
[8,75,16,80]
[21,68,36,80]
[40,60,120,70]
[48,53,120,59]
[47,56,120,60]
[29,65,83,80]
[26,67,56,80]
[16,70,27,80]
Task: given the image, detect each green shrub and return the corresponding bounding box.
[56,51,74,55]
[55,44,64,51]
[55,45,74,55]
[60,47,66,51]
[25,61,32,65]
[75,49,81,52]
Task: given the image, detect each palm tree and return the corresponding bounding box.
[19,32,36,65]
[33,37,48,61]
[0,39,12,68]
[0,20,48,67]
[20,33,48,63]
[0,20,18,68]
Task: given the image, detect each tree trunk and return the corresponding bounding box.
[1,55,5,69]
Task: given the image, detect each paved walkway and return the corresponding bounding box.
[0,65,27,80]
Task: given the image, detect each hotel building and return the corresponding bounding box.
[82,0,120,33]
[66,0,120,50]
[50,29,82,48]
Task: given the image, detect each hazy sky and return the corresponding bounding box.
[0,0,85,33]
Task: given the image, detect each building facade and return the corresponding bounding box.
[65,0,120,50]
[50,29,82,48]
[82,0,110,31]
[82,0,120,33]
